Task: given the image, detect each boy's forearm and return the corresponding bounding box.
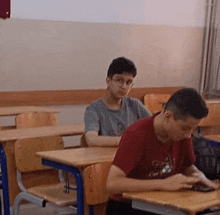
[86,134,121,147]
[183,165,201,176]
[107,177,164,194]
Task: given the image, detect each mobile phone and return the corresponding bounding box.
[193,184,215,192]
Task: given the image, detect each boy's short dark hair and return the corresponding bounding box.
[164,88,208,120]
[107,57,137,78]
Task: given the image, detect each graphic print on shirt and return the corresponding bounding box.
[117,121,126,136]
[149,153,175,178]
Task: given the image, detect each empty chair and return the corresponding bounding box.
[84,162,112,215]
[12,136,77,215]
[198,102,220,136]
[144,93,170,114]
[13,112,77,215]
[16,111,58,128]
[6,112,59,205]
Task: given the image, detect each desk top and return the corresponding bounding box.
[123,189,220,214]
[0,106,58,116]
[205,134,220,142]
[36,147,117,167]
[0,124,84,141]
[205,99,220,104]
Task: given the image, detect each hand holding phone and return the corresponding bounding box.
[193,184,215,192]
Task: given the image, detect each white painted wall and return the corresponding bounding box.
[12,0,206,27]
[1,0,207,146]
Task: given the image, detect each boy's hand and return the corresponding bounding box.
[190,172,220,190]
[162,174,199,191]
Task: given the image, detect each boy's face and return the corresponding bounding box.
[164,112,201,141]
[106,73,134,99]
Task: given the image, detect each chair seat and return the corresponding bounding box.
[27,182,77,207]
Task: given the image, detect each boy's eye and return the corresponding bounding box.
[126,80,133,85]
[117,79,124,84]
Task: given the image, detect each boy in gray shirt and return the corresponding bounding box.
[84,57,151,147]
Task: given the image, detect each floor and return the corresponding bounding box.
[0,186,77,215]
[1,192,220,215]
[10,203,77,215]
[7,203,220,215]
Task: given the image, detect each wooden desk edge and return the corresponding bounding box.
[123,191,220,214]
[0,124,85,141]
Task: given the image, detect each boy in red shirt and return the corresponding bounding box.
[106,88,219,215]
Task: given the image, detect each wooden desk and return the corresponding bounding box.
[0,123,84,215]
[36,147,117,215]
[0,124,84,141]
[123,189,220,215]
[205,134,220,142]
[36,147,116,167]
[0,106,58,116]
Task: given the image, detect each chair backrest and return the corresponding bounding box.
[200,102,220,127]
[144,94,171,113]
[15,111,63,172]
[83,162,111,205]
[16,112,57,128]
[14,136,64,172]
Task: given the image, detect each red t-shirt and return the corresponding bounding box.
[113,115,195,180]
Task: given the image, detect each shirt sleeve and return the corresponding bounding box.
[135,99,152,118]
[84,106,100,133]
[112,130,145,175]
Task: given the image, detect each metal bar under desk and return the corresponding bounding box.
[42,159,84,215]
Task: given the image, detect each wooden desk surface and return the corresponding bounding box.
[205,134,220,142]
[123,189,220,214]
[0,124,84,141]
[205,99,220,104]
[0,106,58,116]
[36,147,117,167]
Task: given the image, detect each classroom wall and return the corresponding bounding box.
[1,0,206,91]
[0,0,207,146]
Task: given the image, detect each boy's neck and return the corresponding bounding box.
[102,92,122,110]
[154,113,172,144]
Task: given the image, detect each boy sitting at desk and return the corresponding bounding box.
[106,88,219,215]
[84,57,152,147]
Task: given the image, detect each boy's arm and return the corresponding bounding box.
[85,131,121,147]
[106,165,199,194]
[184,165,219,189]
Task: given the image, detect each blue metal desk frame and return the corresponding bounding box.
[42,159,84,215]
[0,144,10,215]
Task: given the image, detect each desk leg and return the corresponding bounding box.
[42,159,84,215]
[0,144,10,215]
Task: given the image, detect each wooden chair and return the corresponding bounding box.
[4,112,59,205]
[144,93,171,113]
[198,102,220,136]
[16,111,58,128]
[12,136,77,215]
[83,162,112,215]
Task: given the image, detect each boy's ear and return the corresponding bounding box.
[106,76,111,85]
[164,110,174,120]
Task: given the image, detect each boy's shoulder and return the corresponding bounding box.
[126,115,154,132]
[123,97,143,106]
[86,98,104,109]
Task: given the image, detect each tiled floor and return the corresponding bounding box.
[8,204,220,215]
[0,189,77,215]
[10,203,77,215]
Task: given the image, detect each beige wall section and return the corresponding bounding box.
[1,18,203,91]
[0,18,204,146]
